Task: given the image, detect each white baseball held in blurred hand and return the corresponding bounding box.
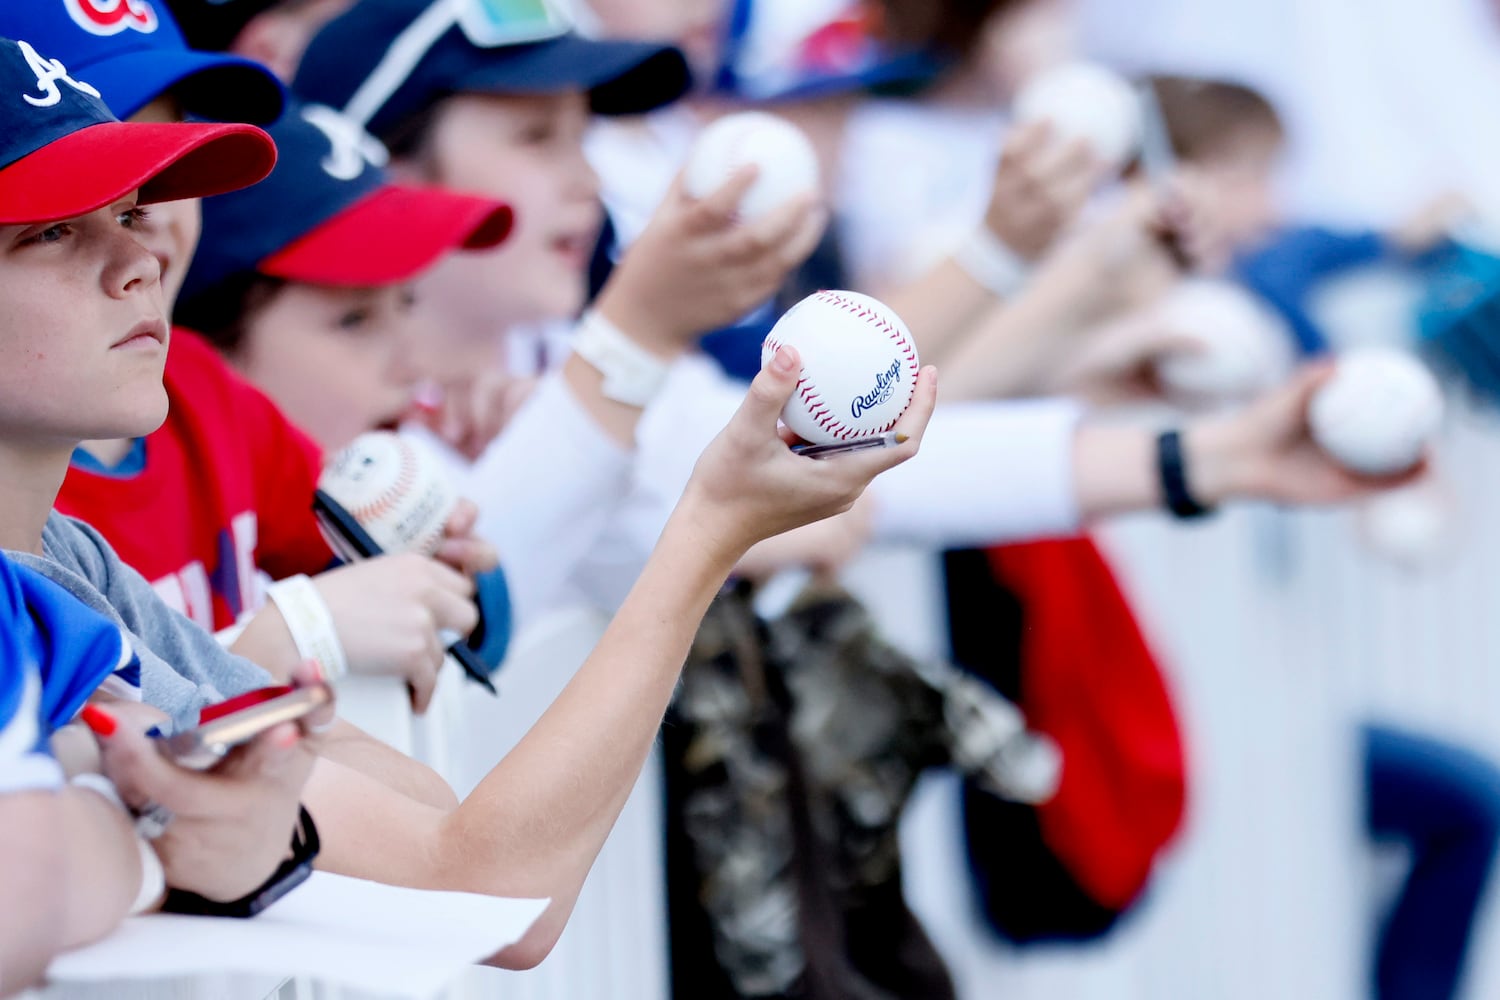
[763,290,920,445]
[1154,279,1294,405]
[1014,61,1143,171]
[1359,478,1456,570]
[1308,348,1443,476]
[683,111,821,221]
[320,431,456,556]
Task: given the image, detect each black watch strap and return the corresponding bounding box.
[1157,429,1215,520]
[161,806,320,919]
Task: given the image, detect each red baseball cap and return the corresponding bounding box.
[0,37,275,225]
[260,183,512,287]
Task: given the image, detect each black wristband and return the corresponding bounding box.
[161,806,320,919]
[1157,429,1215,520]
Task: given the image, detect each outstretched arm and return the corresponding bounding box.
[302,349,938,968]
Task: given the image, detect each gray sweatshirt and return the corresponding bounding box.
[7,514,271,734]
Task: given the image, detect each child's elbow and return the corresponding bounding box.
[485,917,565,970]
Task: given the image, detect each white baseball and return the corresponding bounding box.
[1308,348,1443,476]
[1358,479,1456,570]
[683,112,821,221]
[761,290,920,445]
[1154,279,1294,406]
[1013,61,1143,171]
[320,431,456,556]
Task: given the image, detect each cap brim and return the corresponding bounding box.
[457,36,691,117]
[81,48,286,125]
[259,185,513,287]
[0,120,276,225]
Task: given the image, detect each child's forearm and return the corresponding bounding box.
[304,500,743,966]
[0,792,67,996]
[227,604,302,680]
[0,787,141,996]
[878,258,1001,365]
[934,270,1097,401]
[56,786,143,948]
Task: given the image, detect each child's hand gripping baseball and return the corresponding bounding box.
[676,345,937,560]
[592,167,828,354]
[1176,364,1429,508]
[985,120,1105,262]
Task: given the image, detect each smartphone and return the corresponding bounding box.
[157,683,333,770]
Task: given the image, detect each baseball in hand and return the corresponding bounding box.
[762,290,920,445]
[1013,61,1143,171]
[1154,279,1294,406]
[683,111,821,221]
[1358,478,1456,571]
[1308,347,1443,476]
[320,431,457,556]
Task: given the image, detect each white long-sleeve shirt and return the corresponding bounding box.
[567,354,1084,613]
[410,370,632,632]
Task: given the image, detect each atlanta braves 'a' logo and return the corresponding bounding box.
[63,0,160,37]
[18,40,102,109]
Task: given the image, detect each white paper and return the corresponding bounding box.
[47,872,549,999]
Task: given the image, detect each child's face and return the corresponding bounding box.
[127,98,201,317]
[1198,124,1283,248]
[405,91,602,357]
[0,197,170,445]
[232,282,421,451]
[1180,123,1284,270]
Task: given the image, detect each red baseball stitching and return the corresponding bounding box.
[780,292,919,440]
[344,439,420,538]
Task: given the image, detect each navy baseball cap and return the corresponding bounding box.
[181,99,512,302]
[0,36,275,225]
[294,0,692,140]
[0,0,284,123]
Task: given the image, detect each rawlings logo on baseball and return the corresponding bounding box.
[762,290,919,446]
[850,359,903,419]
[64,0,160,36]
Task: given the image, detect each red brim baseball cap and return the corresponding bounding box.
[0,120,275,225]
[259,184,513,287]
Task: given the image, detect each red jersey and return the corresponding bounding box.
[56,328,334,632]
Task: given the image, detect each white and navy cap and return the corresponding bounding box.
[294,0,692,140]
[181,97,512,305]
[0,34,275,224]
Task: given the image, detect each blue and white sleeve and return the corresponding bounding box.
[0,667,62,793]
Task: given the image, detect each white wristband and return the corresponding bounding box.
[954,226,1032,299]
[69,774,165,915]
[572,309,670,407]
[70,771,126,811]
[130,834,165,915]
[266,575,348,680]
